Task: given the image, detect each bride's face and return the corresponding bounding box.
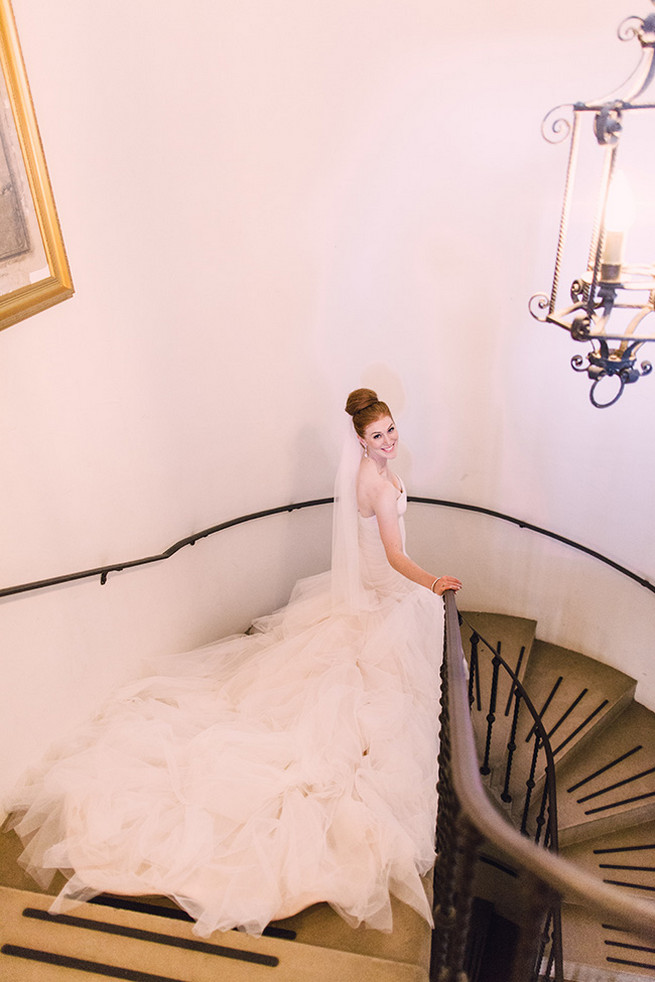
[362,415,398,463]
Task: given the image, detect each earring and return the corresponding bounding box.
[362,444,368,458]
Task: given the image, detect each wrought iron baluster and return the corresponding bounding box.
[468,632,481,712]
[550,900,564,981]
[501,686,523,804]
[522,732,543,837]
[536,900,564,980]
[505,645,525,717]
[538,908,556,979]
[535,777,551,846]
[480,642,501,776]
[446,607,566,982]
[509,874,557,982]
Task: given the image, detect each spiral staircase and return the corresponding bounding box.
[2,608,655,981]
[458,610,655,982]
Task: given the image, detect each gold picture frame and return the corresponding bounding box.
[0,0,73,332]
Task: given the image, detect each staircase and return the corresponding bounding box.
[0,883,431,982]
[3,610,655,981]
[0,818,432,982]
[460,611,655,981]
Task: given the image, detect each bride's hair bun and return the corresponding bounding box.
[345,388,378,417]
[345,388,391,438]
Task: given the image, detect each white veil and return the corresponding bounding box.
[330,421,369,614]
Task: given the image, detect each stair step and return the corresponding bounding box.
[0,886,429,981]
[0,825,432,980]
[561,901,655,980]
[501,641,636,821]
[561,819,655,902]
[460,611,654,980]
[560,818,655,978]
[459,613,537,691]
[556,702,655,845]
[522,642,636,754]
[274,885,432,967]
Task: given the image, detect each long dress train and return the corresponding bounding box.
[6,484,444,937]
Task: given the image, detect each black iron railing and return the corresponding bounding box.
[462,619,563,979]
[2,496,654,600]
[0,500,334,599]
[464,623,560,846]
[434,591,655,982]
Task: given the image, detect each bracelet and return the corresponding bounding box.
[430,577,440,593]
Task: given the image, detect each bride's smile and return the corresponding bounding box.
[362,416,398,464]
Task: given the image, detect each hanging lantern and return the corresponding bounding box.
[530,6,655,407]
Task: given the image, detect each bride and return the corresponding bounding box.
[6,388,461,938]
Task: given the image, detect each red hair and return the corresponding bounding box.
[345,388,392,438]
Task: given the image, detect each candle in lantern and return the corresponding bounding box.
[601,170,635,278]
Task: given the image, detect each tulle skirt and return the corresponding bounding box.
[7,570,444,937]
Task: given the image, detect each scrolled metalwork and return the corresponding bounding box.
[540,103,574,144]
[568,340,653,406]
[618,14,647,42]
[569,280,586,303]
[531,3,655,405]
[570,313,591,340]
[528,292,551,321]
[590,373,626,408]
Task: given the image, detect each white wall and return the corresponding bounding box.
[2,0,655,804]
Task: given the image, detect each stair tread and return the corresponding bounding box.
[458,612,655,980]
[0,826,431,971]
[557,701,655,841]
[498,641,636,811]
[0,885,429,981]
[459,612,537,691]
[459,612,537,659]
[561,901,655,979]
[562,818,655,897]
[522,640,636,724]
[460,621,638,829]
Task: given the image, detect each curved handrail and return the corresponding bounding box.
[1,496,654,600]
[410,497,655,595]
[443,590,655,941]
[0,499,333,599]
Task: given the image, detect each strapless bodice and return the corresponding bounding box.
[358,487,408,597]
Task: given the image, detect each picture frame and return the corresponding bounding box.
[0,0,73,332]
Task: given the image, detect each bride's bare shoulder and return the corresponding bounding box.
[358,460,396,506]
[358,457,381,488]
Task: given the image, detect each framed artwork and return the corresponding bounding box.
[0,0,73,332]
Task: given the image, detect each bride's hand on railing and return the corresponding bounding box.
[432,575,462,596]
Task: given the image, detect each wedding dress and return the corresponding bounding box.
[7,436,444,938]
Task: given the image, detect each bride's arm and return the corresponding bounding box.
[373,483,462,596]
